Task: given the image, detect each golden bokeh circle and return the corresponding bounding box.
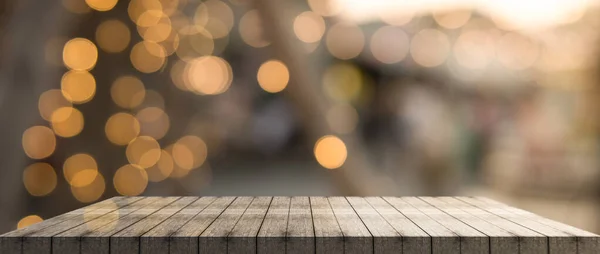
[126,136,161,168]
[314,135,347,169]
[22,126,56,159]
[17,215,43,229]
[63,38,98,71]
[96,19,131,53]
[105,113,141,146]
[85,0,118,11]
[257,60,289,93]
[113,164,148,196]
[50,107,84,138]
[63,153,98,188]
[111,76,146,109]
[23,163,57,196]
[130,41,166,73]
[71,172,105,203]
[61,70,96,104]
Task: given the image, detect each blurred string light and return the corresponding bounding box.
[63,154,98,188]
[22,126,56,160]
[410,29,450,67]
[146,150,174,182]
[113,164,148,196]
[126,136,161,168]
[257,60,289,93]
[326,104,359,134]
[17,215,43,229]
[370,26,409,64]
[61,70,96,104]
[105,113,141,145]
[433,9,472,29]
[63,38,98,71]
[314,135,347,169]
[185,56,232,95]
[136,107,170,140]
[111,76,146,109]
[322,63,363,102]
[96,20,131,53]
[239,10,270,48]
[71,172,105,203]
[85,0,118,12]
[23,163,57,197]
[50,107,84,138]
[326,22,364,60]
[293,11,326,43]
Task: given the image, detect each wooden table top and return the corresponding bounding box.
[1,196,598,254]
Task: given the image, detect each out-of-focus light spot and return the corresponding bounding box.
[488,0,588,30]
[146,150,174,182]
[113,164,148,196]
[159,0,180,16]
[294,11,326,43]
[128,0,163,26]
[50,107,84,138]
[22,126,56,159]
[39,89,72,121]
[194,0,234,39]
[186,56,232,95]
[322,63,362,102]
[63,154,98,188]
[165,145,190,178]
[433,9,472,29]
[454,29,496,69]
[111,76,145,109]
[308,0,343,17]
[138,89,165,109]
[62,0,91,14]
[23,163,57,196]
[136,107,170,140]
[497,32,539,70]
[176,28,215,61]
[126,136,161,168]
[410,29,450,67]
[63,38,98,71]
[257,60,289,93]
[378,5,414,26]
[96,20,131,53]
[370,26,409,64]
[105,113,140,146]
[170,60,189,91]
[17,215,43,229]
[130,41,166,73]
[326,22,364,60]
[239,10,269,48]
[138,15,172,43]
[61,70,96,104]
[158,32,180,56]
[172,135,207,170]
[85,0,117,11]
[314,135,347,169]
[71,171,105,203]
[326,104,359,134]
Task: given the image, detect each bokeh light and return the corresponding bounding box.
[146,149,174,182]
[17,215,43,229]
[38,89,72,121]
[61,70,96,104]
[239,10,270,48]
[370,26,410,64]
[22,126,56,159]
[326,22,365,60]
[454,29,497,69]
[293,11,326,43]
[194,0,234,39]
[314,135,347,169]
[497,32,539,70]
[322,63,362,102]
[105,113,141,145]
[257,60,289,93]
[62,0,91,14]
[113,164,148,196]
[136,107,170,140]
[326,104,359,134]
[307,0,343,17]
[71,172,105,203]
[126,136,161,168]
[96,19,131,53]
[379,6,414,26]
[185,56,232,95]
[410,29,450,67]
[130,41,166,73]
[23,163,57,197]
[172,135,207,170]
[50,107,84,138]
[433,9,472,29]
[63,38,98,71]
[85,0,118,11]
[111,76,146,109]
[63,154,98,188]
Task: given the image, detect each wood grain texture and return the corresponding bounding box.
[286,196,315,254]
[257,196,290,254]
[346,197,401,253]
[310,196,343,254]
[198,196,254,254]
[228,197,272,254]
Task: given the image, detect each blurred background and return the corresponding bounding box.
[1,0,600,234]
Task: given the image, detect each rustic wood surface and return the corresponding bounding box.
[1,196,598,254]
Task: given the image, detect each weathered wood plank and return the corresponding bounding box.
[383,196,460,254]
[475,197,600,254]
[328,197,372,254]
[80,197,180,254]
[0,197,131,254]
[346,197,401,253]
[286,196,315,254]
[140,197,217,254]
[198,196,254,254]
[402,197,489,254]
[420,197,517,254]
[365,197,430,254]
[169,196,236,254]
[310,196,343,254]
[52,197,156,254]
[228,197,272,254]
[257,196,290,254]
[110,197,198,254]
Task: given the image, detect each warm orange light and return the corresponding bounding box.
[22,126,56,159]
[17,215,43,229]
[111,76,146,109]
[314,135,347,169]
[105,113,141,145]
[126,136,161,168]
[61,70,96,104]
[113,164,148,196]
[257,60,289,93]
[63,38,98,71]
[96,19,131,53]
[23,163,57,196]
[50,107,84,138]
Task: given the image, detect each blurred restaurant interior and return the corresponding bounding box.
[1,0,600,234]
